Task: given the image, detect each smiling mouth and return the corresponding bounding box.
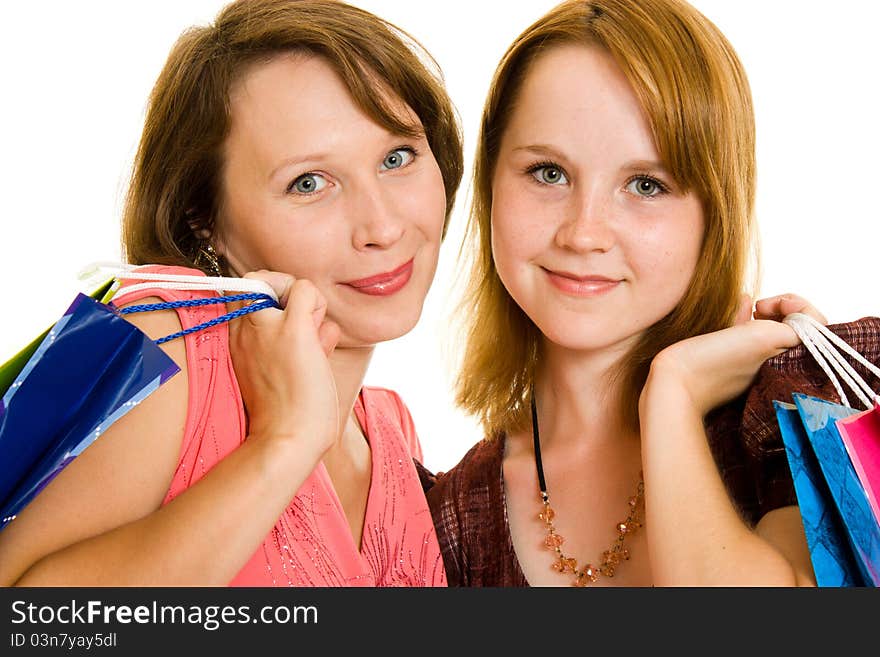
[542,267,621,297]
[342,258,414,296]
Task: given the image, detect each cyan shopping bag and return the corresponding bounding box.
[0,292,179,529]
[775,400,864,586]
[0,267,278,531]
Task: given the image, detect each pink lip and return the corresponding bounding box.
[342,259,414,296]
[543,268,621,297]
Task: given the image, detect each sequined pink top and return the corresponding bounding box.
[113,266,446,587]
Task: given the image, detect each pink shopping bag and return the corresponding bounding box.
[837,400,880,528]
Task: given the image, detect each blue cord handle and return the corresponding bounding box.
[117,293,279,344]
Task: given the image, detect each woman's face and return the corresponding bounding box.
[490,44,704,354]
[215,53,447,347]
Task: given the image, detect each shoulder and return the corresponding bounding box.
[113,265,212,308]
[700,319,880,524]
[361,386,422,457]
[111,265,226,371]
[361,386,411,421]
[425,436,504,587]
[426,436,504,519]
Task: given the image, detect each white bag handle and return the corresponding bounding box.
[784,312,880,410]
[78,261,279,303]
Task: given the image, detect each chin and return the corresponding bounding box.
[335,306,423,348]
[534,314,643,354]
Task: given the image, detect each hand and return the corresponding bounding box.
[642,293,826,416]
[227,271,342,456]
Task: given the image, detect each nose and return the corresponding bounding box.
[350,182,405,250]
[554,186,616,253]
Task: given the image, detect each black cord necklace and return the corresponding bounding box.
[530,392,645,585]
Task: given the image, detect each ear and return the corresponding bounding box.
[186,216,212,241]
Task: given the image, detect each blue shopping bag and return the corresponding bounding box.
[0,268,278,532]
[0,292,179,529]
[776,394,880,586]
[775,400,866,586]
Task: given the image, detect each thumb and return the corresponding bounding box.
[318,321,341,357]
[735,293,754,326]
[243,270,295,308]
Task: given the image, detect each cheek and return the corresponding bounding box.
[226,202,347,280]
[275,214,357,283]
[490,178,545,276]
[630,207,704,292]
[400,161,447,240]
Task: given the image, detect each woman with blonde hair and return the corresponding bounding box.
[0,0,462,586]
[427,0,827,586]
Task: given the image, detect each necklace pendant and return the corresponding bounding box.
[573,565,599,587]
[551,556,577,573]
[544,532,564,549]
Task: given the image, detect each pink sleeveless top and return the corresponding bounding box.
[113,266,446,587]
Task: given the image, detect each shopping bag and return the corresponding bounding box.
[0,292,179,529]
[774,313,880,586]
[837,401,880,527]
[774,400,865,586]
[778,394,880,586]
[0,265,278,531]
[0,277,117,397]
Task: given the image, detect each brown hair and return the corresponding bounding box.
[456,0,758,436]
[122,0,463,272]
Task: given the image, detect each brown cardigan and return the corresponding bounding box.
[423,317,880,586]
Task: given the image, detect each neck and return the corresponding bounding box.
[329,344,375,440]
[534,338,637,449]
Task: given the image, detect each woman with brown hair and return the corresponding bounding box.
[0,0,462,586]
[427,0,826,586]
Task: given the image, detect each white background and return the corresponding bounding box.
[0,1,877,472]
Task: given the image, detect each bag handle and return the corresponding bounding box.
[78,262,280,344]
[784,313,880,410]
[78,261,279,301]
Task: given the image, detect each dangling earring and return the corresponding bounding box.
[195,242,223,277]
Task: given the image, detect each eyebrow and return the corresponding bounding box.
[511,144,570,160]
[267,131,428,183]
[621,160,672,175]
[269,153,331,181]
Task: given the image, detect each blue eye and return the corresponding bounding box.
[288,173,328,195]
[530,165,568,186]
[381,147,415,171]
[625,176,667,197]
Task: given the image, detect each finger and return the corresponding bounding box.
[243,270,295,308]
[286,279,323,326]
[311,290,329,331]
[318,321,341,357]
[755,293,828,324]
[735,293,753,326]
[748,319,802,354]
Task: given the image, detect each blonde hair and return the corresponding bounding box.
[456,0,757,436]
[122,0,463,272]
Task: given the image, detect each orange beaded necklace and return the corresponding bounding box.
[531,394,645,586]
